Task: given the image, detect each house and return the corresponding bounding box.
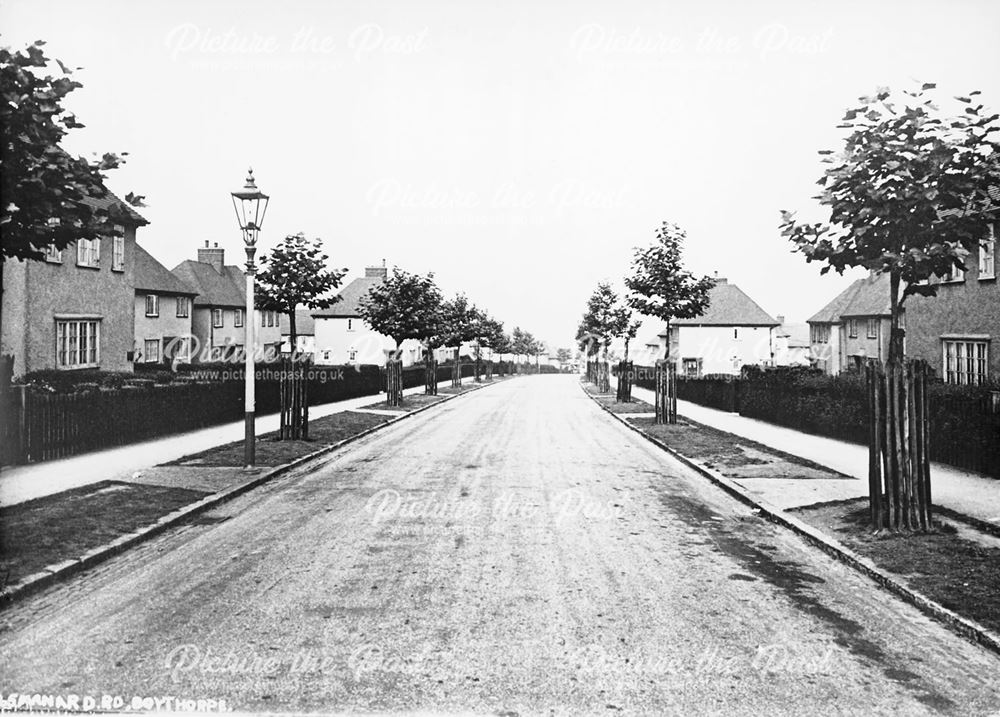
[0,192,148,376]
[312,265,425,366]
[773,316,812,367]
[905,211,999,385]
[170,241,283,362]
[808,272,894,375]
[133,244,198,365]
[663,277,779,377]
[279,310,316,355]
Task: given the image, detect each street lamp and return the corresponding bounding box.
[231,168,270,467]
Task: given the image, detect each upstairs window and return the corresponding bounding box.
[847,319,858,338]
[112,231,125,272]
[44,244,62,263]
[145,294,159,317]
[176,296,190,318]
[980,225,996,280]
[234,309,244,327]
[866,318,878,339]
[212,309,224,328]
[76,238,100,268]
[942,256,966,283]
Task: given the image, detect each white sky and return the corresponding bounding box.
[3,0,998,350]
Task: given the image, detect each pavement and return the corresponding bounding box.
[0,377,462,507]
[2,375,998,714]
[630,384,1000,527]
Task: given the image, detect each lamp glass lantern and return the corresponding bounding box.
[231,168,270,251]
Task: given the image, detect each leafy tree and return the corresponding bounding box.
[255,233,347,349]
[624,222,714,361]
[620,318,642,361]
[781,83,1000,363]
[556,347,572,364]
[436,294,480,360]
[1,40,143,341]
[358,267,443,355]
[577,282,630,359]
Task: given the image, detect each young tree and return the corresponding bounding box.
[577,282,630,360]
[620,318,642,361]
[1,41,143,342]
[556,347,572,364]
[437,294,479,359]
[624,222,714,361]
[255,233,348,350]
[781,84,999,364]
[358,268,443,355]
[781,83,1000,532]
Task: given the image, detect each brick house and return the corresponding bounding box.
[1,194,147,377]
[312,265,424,366]
[905,215,998,384]
[807,272,894,375]
[170,242,282,362]
[133,244,198,365]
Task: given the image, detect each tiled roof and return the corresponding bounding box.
[311,276,383,318]
[81,191,148,226]
[279,310,316,336]
[170,260,246,308]
[673,280,778,326]
[808,273,892,323]
[134,245,197,296]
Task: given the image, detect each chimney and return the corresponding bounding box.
[198,242,225,273]
[365,264,388,278]
[777,315,785,325]
[714,276,728,285]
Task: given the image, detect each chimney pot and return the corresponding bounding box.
[777,315,785,325]
[204,240,209,248]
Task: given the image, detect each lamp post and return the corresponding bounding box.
[231,168,270,468]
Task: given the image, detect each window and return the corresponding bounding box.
[866,318,878,339]
[942,257,966,283]
[847,319,858,338]
[943,339,989,385]
[56,319,100,368]
[261,310,276,327]
[212,309,224,328]
[234,309,244,327]
[682,358,702,378]
[810,324,830,344]
[112,232,125,272]
[76,238,100,268]
[733,328,739,340]
[176,296,190,318]
[348,349,357,362]
[145,294,159,317]
[980,226,996,280]
[347,319,354,331]
[44,244,62,263]
[144,339,160,363]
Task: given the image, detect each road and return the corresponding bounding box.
[2,375,999,715]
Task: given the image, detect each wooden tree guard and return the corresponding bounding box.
[616,360,633,403]
[486,360,494,381]
[654,359,677,424]
[596,360,611,393]
[474,353,483,383]
[424,355,438,396]
[865,359,932,531]
[386,359,403,406]
[278,355,310,440]
[452,348,462,388]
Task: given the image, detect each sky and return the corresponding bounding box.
[3,0,999,350]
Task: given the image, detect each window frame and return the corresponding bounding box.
[942,339,989,385]
[212,308,224,328]
[942,256,966,283]
[847,319,858,339]
[55,319,101,369]
[176,296,190,319]
[44,244,63,263]
[866,318,878,339]
[145,294,159,317]
[76,238,101,268]
[234,308,244,328]
[111,228,125,272]
[144,338,160,363]
[979,225,996,280]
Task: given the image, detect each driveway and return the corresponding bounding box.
[1,375,998,715]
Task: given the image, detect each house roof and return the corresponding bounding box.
[170,260,246,307]
[809,273,892,323]
[778,321,811,348]
[673,279,778,326]
[311,275,384,318]
[279,310,316,336]
[134,245,197,296]
[81,191,148,226]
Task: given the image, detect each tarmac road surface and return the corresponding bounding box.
[2,375,999,715]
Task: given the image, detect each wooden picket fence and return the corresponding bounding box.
[616,360,633,403]
[865,359,932,530]
[655,359,677,424]
[386,359,403,406]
